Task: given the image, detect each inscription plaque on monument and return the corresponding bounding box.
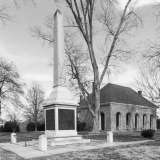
[46,109,55,130]
[58,109,75,130]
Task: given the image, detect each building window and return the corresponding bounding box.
[150,115,153,129]
[100,112,105,130]
[116,112,121,130]
[143,114,147,129]
[135,114,139,130]
[126,113,131,130]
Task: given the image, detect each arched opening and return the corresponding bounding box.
[126,113,131,130]
[143,114,147,129]
[135,114,139,130]
[116,112,121,130]
[100,112,105,130]
[150,115,153,129]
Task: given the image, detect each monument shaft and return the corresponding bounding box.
[54,9,66,87]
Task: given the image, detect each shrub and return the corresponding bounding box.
[141,129,155,138]
[0,126,4,132]
[3,121,20,132]
[77,120,86,131]
[27,122,45,131]
[27,122,35,131]
[37,122,45,131]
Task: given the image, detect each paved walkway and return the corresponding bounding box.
[0,140,154,159]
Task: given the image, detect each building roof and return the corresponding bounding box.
[79,83,157,108]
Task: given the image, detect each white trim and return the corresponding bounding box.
[55,107,58,131]
[79,101,157,110]
[110,102,152,109]
[45,108,55,131]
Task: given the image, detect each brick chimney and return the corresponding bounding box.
[138,91,142,96]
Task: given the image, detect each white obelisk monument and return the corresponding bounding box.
[53,9,66,87]
[43,9,78,138]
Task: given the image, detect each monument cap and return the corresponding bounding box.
[54,9,62,16]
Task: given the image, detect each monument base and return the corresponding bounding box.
[45,86,77,105]
[45,130,77,137]
[47,136,90,146]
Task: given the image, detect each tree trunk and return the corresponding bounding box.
[92,113,100,133]
[92,82,100,133]
[35,118,37,131]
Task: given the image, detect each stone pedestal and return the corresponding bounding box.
[11,133,17,144]
[44,105,77,137]
[39,135,47,151]
[44,86,78,138]
[107,131,113,143]
[45,86,77,105]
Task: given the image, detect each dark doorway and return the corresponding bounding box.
[135,114,139,130]
[150,115,153,129]
[101,112,105,130]
[126,113,131,130]
[116,112,121,130]
[143,114,147,129]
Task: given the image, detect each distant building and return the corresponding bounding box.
[78,83,158,131]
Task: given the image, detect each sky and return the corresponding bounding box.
[0,0,160,109]
[120,0,154,8]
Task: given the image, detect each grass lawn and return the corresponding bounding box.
[0,131,160,159]
[0,131,44,143]
[0,130,156,143]
[0,148,24,160]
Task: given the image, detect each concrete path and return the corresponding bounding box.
[0,140,154,159]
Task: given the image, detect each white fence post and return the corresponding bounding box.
[107,131,113,143]
[39,135,47,151]
[11,133,17,144]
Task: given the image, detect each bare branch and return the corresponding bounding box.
[0,56,25,114]
[24,81,45,130]
[135,67,160,107]
[29,26,53,44]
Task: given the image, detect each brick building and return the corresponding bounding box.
[78,83,158,131]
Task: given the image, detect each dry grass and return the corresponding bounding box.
[30,140,160,160]
[0,148,24,160]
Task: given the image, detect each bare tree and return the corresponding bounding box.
[135,2,160,110]
[5,105,23,125]
[65,32,93,97]
[0,56,24,115]
[142,40,160,72]
[141,1,160,70]
[0,0,36,25]
[135,67,160,107]
[24,81,45,131]
[30,0,141,132]
[30,24,92,96]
